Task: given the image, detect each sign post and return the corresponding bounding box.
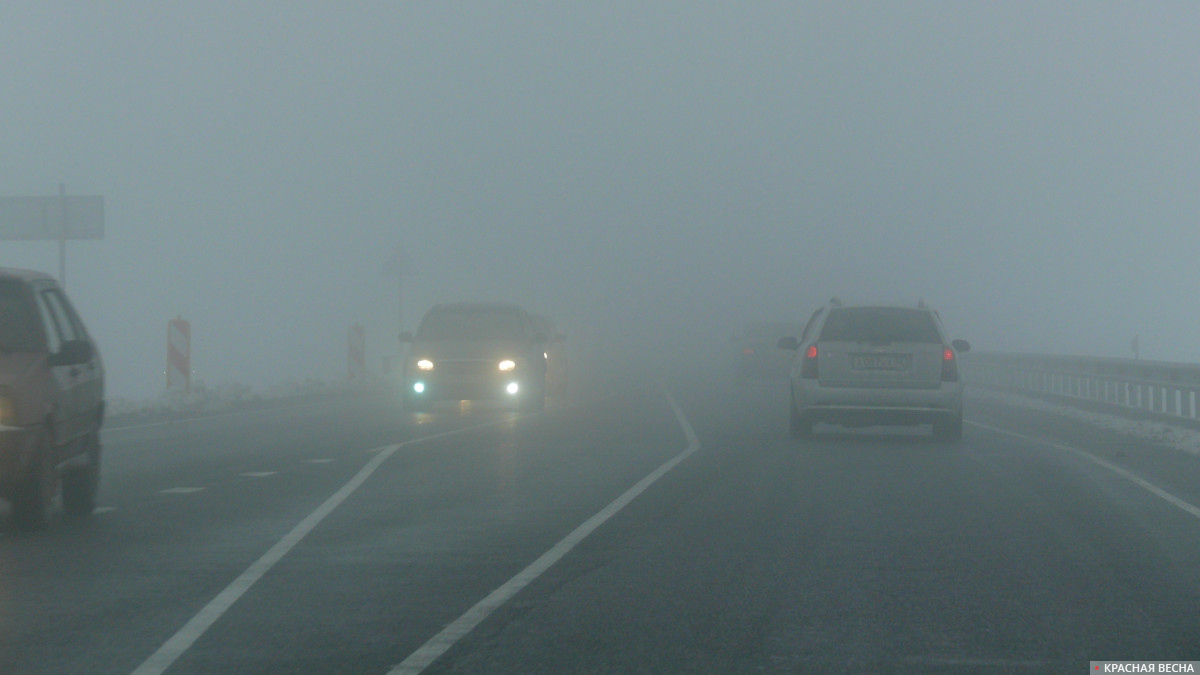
[348,324,366,384]
[168,316,192,393]
[0,185,105,287]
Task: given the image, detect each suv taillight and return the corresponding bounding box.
[800,344,819,379]
[941,346,959,382]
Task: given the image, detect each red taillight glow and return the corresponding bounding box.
[941,346,959,382]
[801,344,819,379]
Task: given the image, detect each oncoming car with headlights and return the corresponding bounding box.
[778,300,970,441]
[400,302,549,411]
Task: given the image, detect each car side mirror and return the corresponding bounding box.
[49,340,93,367]
[398,331,414,343]
[952,339,971,353]
[777,336,799,351]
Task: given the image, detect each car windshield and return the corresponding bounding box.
[416,309,526,342]
[0,280,44,352]
[819,308,942,344]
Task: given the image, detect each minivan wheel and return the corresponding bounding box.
[932,414,963,442]
[63,431,101,517]
[13,430,56,530]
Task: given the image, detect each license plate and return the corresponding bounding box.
[851,353,910,371]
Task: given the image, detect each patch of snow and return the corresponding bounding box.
[970,388,1200,457]
[105,377,364,419]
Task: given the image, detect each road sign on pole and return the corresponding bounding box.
[0,185,105,287]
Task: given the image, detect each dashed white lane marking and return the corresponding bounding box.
[159,487,205,494]
[131,416,525,675]
[303,459,335,464]
[969,421,1200,522]
[388,381,702,675]
[239,471,277,478]
[94,506,118,514]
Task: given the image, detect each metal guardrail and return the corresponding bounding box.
[963,352,1200,422]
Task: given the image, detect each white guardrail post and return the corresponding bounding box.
[963,352,1200,422]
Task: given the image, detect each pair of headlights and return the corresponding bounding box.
[415,359,516,372]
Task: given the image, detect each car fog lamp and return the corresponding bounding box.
[413,382,426,394]
[506,382,519,395]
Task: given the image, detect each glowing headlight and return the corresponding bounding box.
[498,359,516,372]
[416,359,434,371]
[413,382,425,393]
[506,382,520,394]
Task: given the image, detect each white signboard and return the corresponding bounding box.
[0,196,105,240]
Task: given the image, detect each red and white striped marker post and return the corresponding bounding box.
[348,324,366,384]
[167,315,191,393]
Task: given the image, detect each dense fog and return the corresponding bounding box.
[2,3,1197,398]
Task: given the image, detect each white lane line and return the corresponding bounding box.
[239,471,277,478]
[159,487,205,494]
[303,459,335,464]
[388,381,701,675]
[969,421,1200,522]
[94,506,118,514]
[130,417,527,675]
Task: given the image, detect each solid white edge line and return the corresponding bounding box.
[387,381,701,675]
[129,417,520,675]
[968,421,1200,521]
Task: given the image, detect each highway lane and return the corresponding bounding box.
[1,375,1199,673]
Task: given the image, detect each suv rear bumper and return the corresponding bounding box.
[795,383,962,426]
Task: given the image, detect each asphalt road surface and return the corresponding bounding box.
[3,374,1199,674]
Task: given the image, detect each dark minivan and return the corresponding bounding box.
[0,268,104,529]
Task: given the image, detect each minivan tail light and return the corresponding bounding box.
[941,346,959,382]
[800,345,818,379]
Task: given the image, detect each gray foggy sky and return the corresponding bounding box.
[2,2,1198,397]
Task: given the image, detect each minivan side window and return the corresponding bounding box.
[35,292,63,353]
[41,290,81,348]
[0,281,45,352]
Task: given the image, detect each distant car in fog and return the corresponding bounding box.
[400,302,549,411]
[531,313,568,397]
[734,321,803,381]
[778,299,970,441]
[0,268,105,529]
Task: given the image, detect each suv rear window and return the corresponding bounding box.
[417,309,526,341]
[818,307,942,344]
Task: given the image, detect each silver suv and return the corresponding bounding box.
[778,300,970,441]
